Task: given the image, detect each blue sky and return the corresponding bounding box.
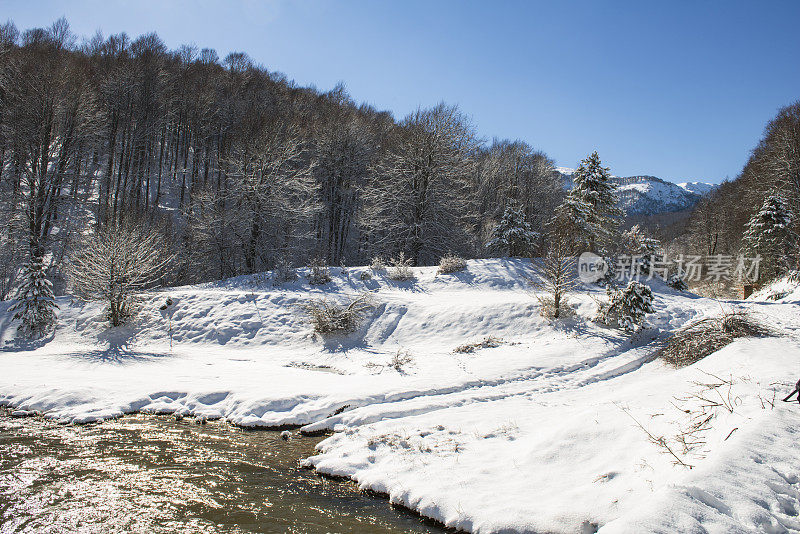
[4,0,800,183]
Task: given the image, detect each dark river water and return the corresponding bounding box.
[0,412,445,533]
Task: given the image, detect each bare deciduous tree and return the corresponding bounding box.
[477,140,561,243]
[223,122,319,273]
[68,223,173,326]
[364,103,480,265]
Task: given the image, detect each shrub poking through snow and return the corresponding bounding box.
[364,347,415,374]
[307,257,332,285]
[272,258,298,286]
[658,311,772,367]
[454,336,504,353]
[766,291,789,301]
[387,252,415,281]
[437,253,467,274]
[301,292,373,335]
[597,281,655,331]
[667,274,688,291]
[359,270,372,281]
[10,256,58,338]
[536,295,576,319]
[370,256,387,272]
[390,348,415,372]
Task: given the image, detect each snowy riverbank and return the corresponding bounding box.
[1,259,799,533]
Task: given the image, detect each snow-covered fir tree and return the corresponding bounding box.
[486,204,540,257]
[557,152,622,253]
[9,256,58,337]
[600,280,655,332]
[743,192,797,281]
[552,194,591,250]
[666,273,688,291]
[622,224,663,277]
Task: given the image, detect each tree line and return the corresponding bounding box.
[0,18,563,302]
[4,18,797,338]
[677,101,800,279]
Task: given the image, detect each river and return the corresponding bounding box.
[0,412,446,533]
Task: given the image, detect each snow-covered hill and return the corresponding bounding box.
[615,175,703,215]
[0,259,797,533]
[678,181,718,196]
[558,168,717,216]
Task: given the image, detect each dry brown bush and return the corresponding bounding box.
[437,253,466,275]
[658,311,772,367]
[387,252,415,281]
[301,292,373,335]
[454,336,504,353]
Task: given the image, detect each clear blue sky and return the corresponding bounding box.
[4,0,800,183]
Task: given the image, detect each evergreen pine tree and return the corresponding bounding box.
[486,204,540,257]
[558,151,622,253]
[10,256,58,338]
[622,224,663,277]
[666,273,688,291]
[553,195,592,246]
[600,280,655,332]
[743,192,797,281]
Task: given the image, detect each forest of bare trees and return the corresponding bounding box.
[0,18,564,301]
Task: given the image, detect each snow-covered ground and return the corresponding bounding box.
[1,259,798,533]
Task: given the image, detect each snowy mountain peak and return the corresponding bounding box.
[556,168,716,216]
[678,181,718,196]
[615,175,700,215]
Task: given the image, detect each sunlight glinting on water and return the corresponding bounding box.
[0,413,442,533]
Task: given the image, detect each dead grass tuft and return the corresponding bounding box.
[658,311,772,367]
[387,253,415,281]
[454,336,504,353]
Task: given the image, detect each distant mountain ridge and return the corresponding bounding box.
[677,181,717,196]
[556,167,717,216]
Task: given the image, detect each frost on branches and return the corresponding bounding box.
[68,224,173,327]
[598,281,655,331]
[486,204,539,257]
[532,233,577,319]
[10,257,58,338]
[743,192,797,281]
